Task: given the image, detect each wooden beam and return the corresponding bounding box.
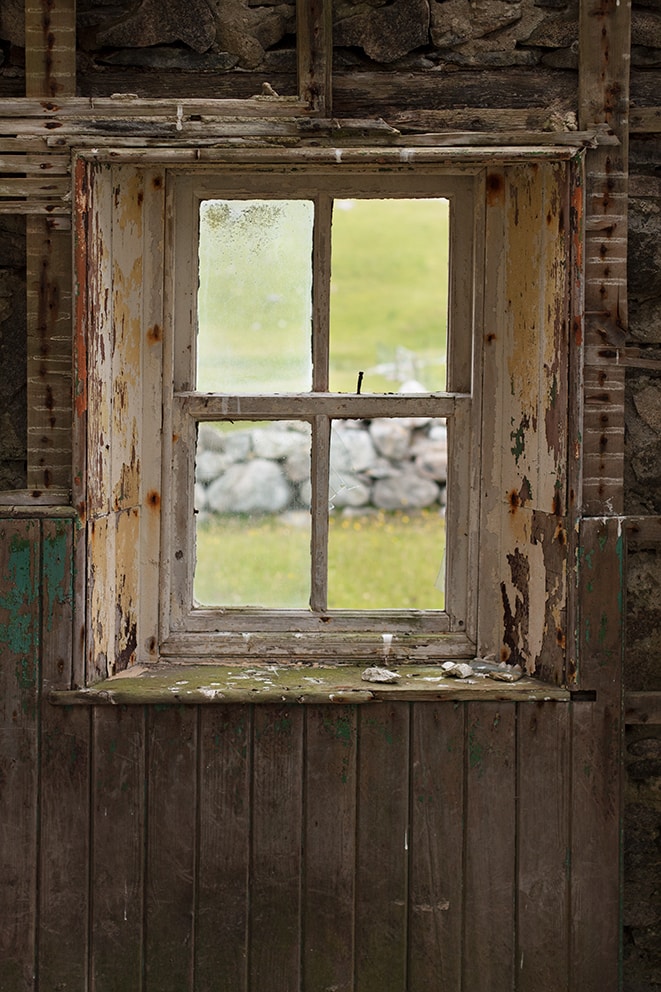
[624,691,661,725]
[297,0,332,114]
[578,0,631,515]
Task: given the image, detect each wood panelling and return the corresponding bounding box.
[0,514,627,991]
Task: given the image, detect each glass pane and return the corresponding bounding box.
[327,417,447,609]
[194,421,311,608]
[197,199,313,393]
[329,198,449,393]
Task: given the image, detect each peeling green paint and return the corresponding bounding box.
[43,523,73,634]
[0,532,39,715]
[468,727,484,770]
[598,613,608,644]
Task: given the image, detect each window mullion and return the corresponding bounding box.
[310,414,330,612]
[312,193,332,392]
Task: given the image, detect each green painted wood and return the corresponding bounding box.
[408,702,464,992]
[144,706,198,992]
[355,703,410,991]
[463,701,516,992]
[91,706,146,992]
[0,519,40,992]
[195,705,251,992]
[303,705,357,992]
[38,519,91,991]
[250,706,304,992]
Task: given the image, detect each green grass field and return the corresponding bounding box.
[195,508,445,610]
[198,197,449,393]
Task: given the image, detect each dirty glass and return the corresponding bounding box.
[329,198,449,394]
[194,421,312,608]
[197,199,313,393]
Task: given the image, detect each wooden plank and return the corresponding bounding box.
[408,702,464,992]
[303,705,357,992]
[0,519,40,992]
[26,219,73,491]
[570,517,623,991]
[578,0,630,515]
[0,154,70,174]
[144,706,197,992]
[250,706,304,992]
[297,0,332,113]
[90,706,146,992]
[516,701,570,991]
[25,0,76,100]
[463,701,516,992]
[629,106,661,133]
[195,706,251,992]
[355,702,410,991]
[180,391,463,420]
[0,177,70,197]
[38,518,90,990]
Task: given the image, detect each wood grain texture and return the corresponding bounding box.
[355,703,410,991]
[463,701,516,992]
[144,706,197,992]
[91,706,146,992]
[303,705,357,992]
[408,702,464,992]
[38,519,90,991]
[250,706,304,992]
[0,520,40,992]
[196,706,251,992]
[517,701,570,991]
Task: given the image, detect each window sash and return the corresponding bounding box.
[163,169,479,655]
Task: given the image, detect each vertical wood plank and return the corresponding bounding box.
[26,219,73,492]
[463,701,516,992]
[303,705,357,992]
[355,702,410,992]
[297,0,332,113]
[38,518,91,991]
[90,706,146,992]
[516,701,570,991]
[195,706,251,992]
[250,706,304,992]
[408,702,464,992]
[571,517,623,991]
[25,0,76,99]
[0,519,39,992]
[144,706,197,992]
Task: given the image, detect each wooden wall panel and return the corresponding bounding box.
[90,706,146,992]
[408,702,464,992]
[463,702,516,992]
[144,707,198,992]
[355,703,410,990]
[0,520,40,992]
[250,707,304,992]
[303,706,357,992]
[38,519,90,991]
[196,706,251,992]
[517,701,571,991]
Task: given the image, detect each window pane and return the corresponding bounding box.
[194,421,311,608]
[197,200,313,393]
[327,417,447,609]
[329,198,449,394]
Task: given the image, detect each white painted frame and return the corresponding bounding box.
[159,168,483,662]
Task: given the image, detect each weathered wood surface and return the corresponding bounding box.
[571,517,624,992]
[49,662,571,705]
[0,513,618,992]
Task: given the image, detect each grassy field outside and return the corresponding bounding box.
[195,508,445,610]
[195,198,450,608]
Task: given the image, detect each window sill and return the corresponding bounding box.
[49,663,571,706]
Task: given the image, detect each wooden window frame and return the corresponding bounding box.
[160,169,481,662]
[75,147,578,684]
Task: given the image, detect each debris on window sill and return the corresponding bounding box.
[49,663,570,706]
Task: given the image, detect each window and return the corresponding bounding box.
[76,149,576,682]
[161,170,479,661]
